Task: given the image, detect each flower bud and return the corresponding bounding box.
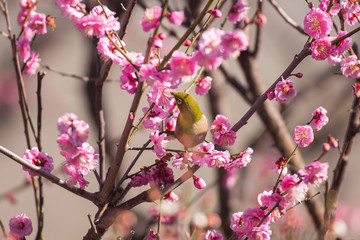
[193,176,206,189]
[208,9,222,18]
[183,39,191,46]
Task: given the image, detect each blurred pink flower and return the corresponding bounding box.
[196,76,213,96]
[319,0,341,17]
[24,51,41,75]
[166,11,184,26]
[211,114,236,146]
[27,12,47,35]
[16,38,31,62]
[9,213,33,238]
[341,0,360,13]
[303,161,329,185]
[207,150,230,168]
[193,176,207,189]
[150,130,168,158]
[56,0,85,20]
[224,147,253,170]
[292,125,314,147]
[140,6,162,32]
[170,51,197,78]
[221,29,249,58]
[201,229,223,240]
[228,1,250,24]
[198,28,225,58]
[341,55,360,79]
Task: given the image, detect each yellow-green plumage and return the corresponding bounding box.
[172,92,208,149]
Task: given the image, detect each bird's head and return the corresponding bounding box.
[171,92,203,122]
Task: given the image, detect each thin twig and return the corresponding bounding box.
[0,145,96,202]
[267,0,305,35]
[42,64,94,82]
[231,43,311,132]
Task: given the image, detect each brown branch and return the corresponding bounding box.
[0,145,96,202]
[267,0,305,35]
[323,92,360,237]
[119,0,138,39]
[231,43,311,132]
[237,44,324,231]
[83,166,200,239]
[42,64,94,82]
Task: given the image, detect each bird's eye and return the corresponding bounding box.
[176,98,183,105]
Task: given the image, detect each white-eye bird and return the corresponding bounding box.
[171,92,208,149]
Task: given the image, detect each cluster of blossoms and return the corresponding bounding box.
[267,77,297,103]
[210,115,237,146]
[16,0,55,75]
[292,106,329,148]
[228,158,329,240]
[303,2,360,78]
[57,113,98,189]
[129,156,174,188]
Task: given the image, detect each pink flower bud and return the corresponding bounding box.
[267,89,275,100]
[183,39,191,46]
[322,142,331,152]
[296,72,303,78]
[193,176,206,189]
[208,9,222,18]
[308,2,314,9]
[158,32,167,40]
[328,134,338,148]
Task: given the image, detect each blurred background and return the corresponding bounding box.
[0,0,359,239]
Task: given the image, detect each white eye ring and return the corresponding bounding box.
[176,98,183,105]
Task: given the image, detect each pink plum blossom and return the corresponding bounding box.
[27,12,47,35]
[341,0,360,13]
[228,1,250,24]
[140,6,162,32]
[75,5,120,37]
[247,225,272,240]
[207,150,230,168]
[196,76,213,95]
[198,28,225,58]
[170,51,197,78]
[16,38,31,62]
[279,174,308,205]
[201,229,223,240]
[303,8,332,39]
[120,72,138,94]
[303,161,329,186]
[340,55,360,79]
[166,11,184,26]
[18,8,31,26]
[310,106,329,131]
[24,51,41,75]
[57,112,78,133]
[20,0,37,9]
[165,191,179,202]
[210,115,236,146]
[141,105,168,130]
[223,169,238,189]
[224,147,253,170]
[22,147,54,176]
[274,77,296,103]
[56,0,85,20]
[311,38,332,60]
[97,34,126,65]
[193,176,207,189]
[147,81,175,108]
[148,162,174,187]
[192,142,214,167]
[319,0,341,17]
[258,190,287,221]
[150,131,169,158]
[331,31,351,56]
[221,29,249,58]
[130,169,150,187]
[63,142,98,176]
[231,208,270,239]
[292,125,314,147]
[9,214,33,238]
[192,50,223,70]
[343,10,360,26]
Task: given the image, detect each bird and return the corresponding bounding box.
[171,92,208,149]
